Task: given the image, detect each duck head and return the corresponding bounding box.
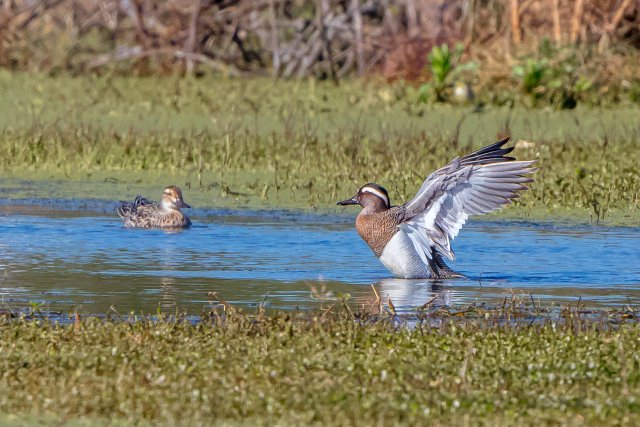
[160,185,191,211]
[337,183,390,213]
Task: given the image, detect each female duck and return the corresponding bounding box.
[117,185,191,229]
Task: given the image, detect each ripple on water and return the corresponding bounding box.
[0,208,639,314]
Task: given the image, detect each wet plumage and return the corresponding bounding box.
[117,185,192,229]
[338,138,537,279]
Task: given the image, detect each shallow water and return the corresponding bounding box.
[1,204,639,315]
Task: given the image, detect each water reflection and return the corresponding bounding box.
[159,278,178,313]
[374,278,457,312]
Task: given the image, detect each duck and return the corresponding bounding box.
[337,137,536,279]
[117,185,192,229]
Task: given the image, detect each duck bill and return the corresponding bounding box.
[337,195,358,206]
[178,200,191,209]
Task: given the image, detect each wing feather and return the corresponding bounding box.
[399,138,536,260]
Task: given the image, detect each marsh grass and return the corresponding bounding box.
[1,300,640,426]
[0,73,639,222]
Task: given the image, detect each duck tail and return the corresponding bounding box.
[132,195,152,207]
[117,201,133,218]
[117,195,151,218]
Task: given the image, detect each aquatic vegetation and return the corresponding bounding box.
[0,307,639,426]
[0,73,638,223]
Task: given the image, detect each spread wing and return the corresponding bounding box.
[117,195,154,218]
[399,137,536,263]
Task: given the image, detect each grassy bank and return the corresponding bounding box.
[1,72,639,223]
[0,311,639,426]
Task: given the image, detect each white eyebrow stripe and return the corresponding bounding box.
[362,187,389,205]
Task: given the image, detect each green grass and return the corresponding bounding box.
[0,310,639,426]
[2,72,639,425]
[0,72,639,223]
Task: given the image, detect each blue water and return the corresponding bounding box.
[1,206,639,314]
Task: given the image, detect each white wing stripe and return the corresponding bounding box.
[403,224,433,265]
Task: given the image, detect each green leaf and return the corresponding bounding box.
[512,66,525,77]
[417,84,432,104]
[547,79,563,89]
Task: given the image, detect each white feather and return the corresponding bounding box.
[361,186,389,206]
[378,231,433,279]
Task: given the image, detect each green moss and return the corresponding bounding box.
[0,312,639,425]
[0,73,639,223]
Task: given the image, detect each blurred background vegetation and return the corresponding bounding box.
[1,0,639,107]
[1,1,639,221]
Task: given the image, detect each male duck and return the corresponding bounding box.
[337,138,536,279]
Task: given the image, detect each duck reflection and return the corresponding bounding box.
[159,277,178,313]
[371,278,462,313]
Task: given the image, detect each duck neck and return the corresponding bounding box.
[360,204,388,215]
[160,198,175,213]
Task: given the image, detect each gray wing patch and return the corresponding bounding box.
[400,138,536,262]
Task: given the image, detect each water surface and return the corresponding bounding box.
[1,204,639,314]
